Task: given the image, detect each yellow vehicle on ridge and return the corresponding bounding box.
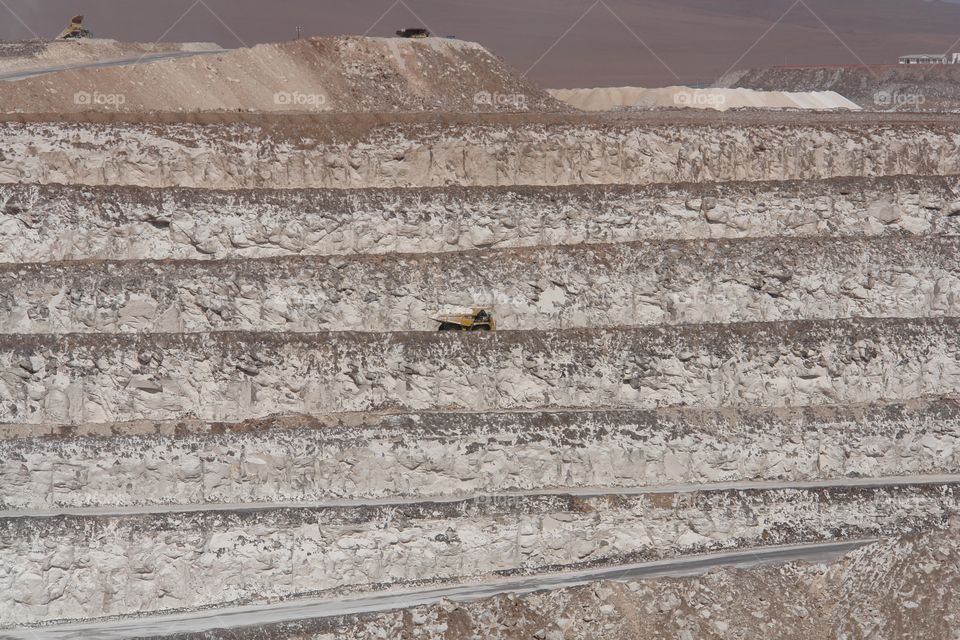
[58,16,91,40]
[396,28,431,39]
[432,308,496,332]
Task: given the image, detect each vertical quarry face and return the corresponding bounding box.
[2,319,959,425]
[1,114,960,189]
[3,402,959,512]
[3,236,960,334]
[3,178,959,264]
[2,108,959,637]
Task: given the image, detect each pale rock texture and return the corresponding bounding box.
[1,485,956,625]
[2,236,959,334]
[1,319,958,425]
[1,400,958,511]
[2,120,960,190]
[2,177,958,264]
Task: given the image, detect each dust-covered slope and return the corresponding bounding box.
[0,36,566,114]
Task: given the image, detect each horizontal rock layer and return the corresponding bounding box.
[1,319,958,425]
[3,177,959,263]
[0,399,957,510]
[3,236,959,334]
[1,484,956,625]
[2,119,960,190]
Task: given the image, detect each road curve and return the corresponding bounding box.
[0,50,228,82]
[3,474,958,519]
[0,539,877,640]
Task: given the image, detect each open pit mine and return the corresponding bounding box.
[1,35,960,640]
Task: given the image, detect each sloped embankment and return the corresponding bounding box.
[2,400,959,511]
[253,529,960,640]
[0,37,565,114]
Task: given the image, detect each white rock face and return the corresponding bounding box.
[1,401,958,511]
[1,485,955,625]
[2,236,959,334]
[1,120,959,190]
[1,319,957,425]
[3,178,957,263]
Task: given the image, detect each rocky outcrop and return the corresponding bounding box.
[1,319,958,425]
[2,118,960,190]
[2,400,959,511]
[3,177,959,263]
[3,236,959,334]
[2,484,956,626]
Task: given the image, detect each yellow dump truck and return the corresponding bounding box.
[57,16,91,40]
[432,308,496,332]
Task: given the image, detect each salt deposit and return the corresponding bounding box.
[550,86,861,111]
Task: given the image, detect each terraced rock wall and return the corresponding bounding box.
[3,113,960,633]
[238,530,960,640]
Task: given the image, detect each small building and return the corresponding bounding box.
[899,53,948,65]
